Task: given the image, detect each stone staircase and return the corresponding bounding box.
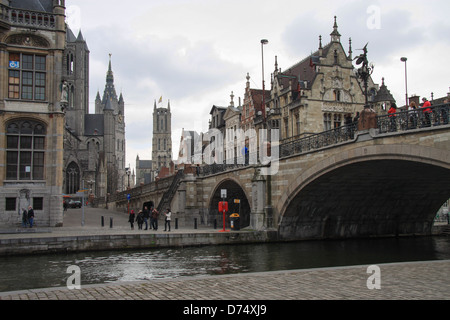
[157,170,184,212]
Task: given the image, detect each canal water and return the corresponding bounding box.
[1,236,449,293]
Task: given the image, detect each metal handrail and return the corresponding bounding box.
[377,103,449,134]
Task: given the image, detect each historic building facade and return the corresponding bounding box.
[0,0,67,227]
[63,49,127,199]
[258,17,380,141]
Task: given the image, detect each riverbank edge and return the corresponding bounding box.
[0,224,447,257]
[0,230,280,256]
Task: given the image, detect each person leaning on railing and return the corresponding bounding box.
[408,101,418,129]
[421,98,432,127]
[388,103,398,132]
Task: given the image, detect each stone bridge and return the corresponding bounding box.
[108,104,450,240]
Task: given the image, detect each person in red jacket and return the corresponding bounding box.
[421,97,432,127]
[388,103,397,131]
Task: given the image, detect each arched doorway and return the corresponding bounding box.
[209,179,251,229]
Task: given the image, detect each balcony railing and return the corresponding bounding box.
[0,4,56,30]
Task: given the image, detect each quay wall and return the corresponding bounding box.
[0,230,279,256]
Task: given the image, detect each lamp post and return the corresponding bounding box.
[261,39,268,122]
[401,57,408,108]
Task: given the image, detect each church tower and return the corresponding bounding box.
[152,100,173,180]
[64,27,89,136]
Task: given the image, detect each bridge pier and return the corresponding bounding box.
[250,168,274,230]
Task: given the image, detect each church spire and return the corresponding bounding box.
[102,54,118,103]
[106,53,114,85]
[330,16,341,42]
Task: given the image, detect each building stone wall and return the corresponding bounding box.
[0,1,66,227]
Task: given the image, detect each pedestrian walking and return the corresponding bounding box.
[164,208,172,232]
[151,208,159,230]
[128,209,135,230]
[21,208,28,227]
[136,210,144,230]
[143,206,150,230]
[27,206,34,228]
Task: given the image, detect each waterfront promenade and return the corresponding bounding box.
[0,260,449,300]
[0,207,449,301]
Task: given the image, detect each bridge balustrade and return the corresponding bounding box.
[280,123,358,158]
[377,103,449,134]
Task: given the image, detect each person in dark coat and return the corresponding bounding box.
[151,208,159,231]
[128,210,135,230]
[21,208,28,227]
[143,206,150,230]
[27,206,34,228]
[136,210,144,230]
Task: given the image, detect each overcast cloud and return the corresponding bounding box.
[66,0,450,173]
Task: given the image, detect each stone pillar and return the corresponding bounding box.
[250,169,266,230]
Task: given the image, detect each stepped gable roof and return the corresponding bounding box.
[249,88,270,112]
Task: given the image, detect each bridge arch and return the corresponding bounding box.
[278,144,450,240]
[208,178,252,229]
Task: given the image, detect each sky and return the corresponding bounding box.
[66,0,450,174]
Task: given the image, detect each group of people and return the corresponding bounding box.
[127,206,172,232]
[21,206,35,228]
[387,97,439,131]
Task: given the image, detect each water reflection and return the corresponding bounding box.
[0,236,449,292]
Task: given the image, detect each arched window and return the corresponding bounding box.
[6,120,46,180]
[66,162,80,195]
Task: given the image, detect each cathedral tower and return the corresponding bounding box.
[152,100,173,180]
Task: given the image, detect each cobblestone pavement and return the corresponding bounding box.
[0,260,449,300]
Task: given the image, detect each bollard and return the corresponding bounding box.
[175,218,178,230]
[110,217,113,229]
[194,218,197,229]
[101,216,104,227]
[214,219,217,229]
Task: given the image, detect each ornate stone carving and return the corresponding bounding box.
[6,34,50,48]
